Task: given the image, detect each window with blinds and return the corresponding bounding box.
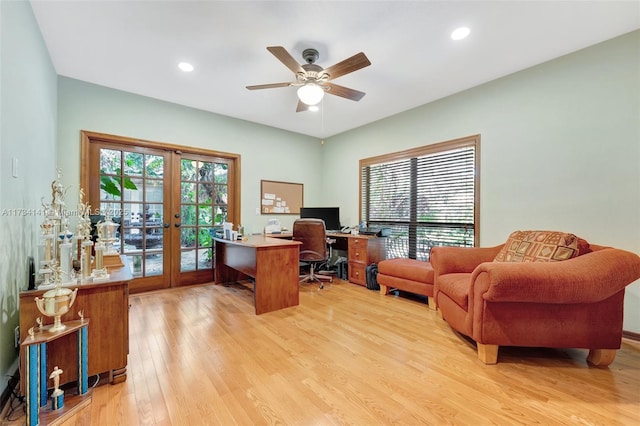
[360,135,479,261]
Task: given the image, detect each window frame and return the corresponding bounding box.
[359,134,480,260]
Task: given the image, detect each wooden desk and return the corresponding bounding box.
[214,236,301,314]
[265,232,293,238]
[20,259,132,392]
[267,232,386,286]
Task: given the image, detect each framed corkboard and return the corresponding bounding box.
[260,180,303,214]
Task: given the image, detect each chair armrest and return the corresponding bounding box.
[476,248,640,304]
[431,245,504,275]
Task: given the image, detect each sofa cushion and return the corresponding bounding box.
[493,230,590,263]
[436,273,471,310]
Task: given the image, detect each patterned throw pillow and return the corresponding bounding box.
[493,230,590,263]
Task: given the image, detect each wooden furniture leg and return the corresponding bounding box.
[587,349,617,366]
[379,284,387,295]
[427,297,436,310]
[477,343,498,364]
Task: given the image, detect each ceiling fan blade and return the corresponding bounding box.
[267,46,304,74]
[324,83,366,101]
[246,82,292,90]
[322,52,371,81]
[296,100,310,112]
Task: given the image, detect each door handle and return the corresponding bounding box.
[174,223,181,228]
[163,223,170,228]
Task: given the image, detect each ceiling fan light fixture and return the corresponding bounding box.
[297,83,325,105]
[247,46,370,112]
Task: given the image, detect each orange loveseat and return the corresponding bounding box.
[430,231,640,365]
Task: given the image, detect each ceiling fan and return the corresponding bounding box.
[246,46,371,112]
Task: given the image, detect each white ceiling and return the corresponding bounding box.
[31,1,640,139]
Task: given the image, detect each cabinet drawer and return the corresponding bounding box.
[348,237,368,250]
[348,262,366,285]
[348,238,368,262]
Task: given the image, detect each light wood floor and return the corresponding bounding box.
[5,279,640,425]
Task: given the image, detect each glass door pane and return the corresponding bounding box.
[178,159,228,273]
[97,146,170,291]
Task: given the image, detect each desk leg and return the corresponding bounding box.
[214,239,237,283]
[254,245,299,314]
[214,240,251,284]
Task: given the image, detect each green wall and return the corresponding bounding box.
[1,3,639,400]
[56,78,323,235]
[322,30,640,332]
[0,0,57,394]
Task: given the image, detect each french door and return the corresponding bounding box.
[172,153,232,286]
[81,131,239,293]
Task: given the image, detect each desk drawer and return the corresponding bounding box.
[348,261,366,286]
[348,237,368,250]
[348,238,368,262]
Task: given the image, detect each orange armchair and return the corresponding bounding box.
[431,241,640,365]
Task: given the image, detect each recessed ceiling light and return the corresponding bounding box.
[178,62,194,72]
[451,27,470,41]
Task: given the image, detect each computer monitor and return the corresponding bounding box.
[299,207,341,231]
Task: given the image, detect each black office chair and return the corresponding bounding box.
[293,218,333,289]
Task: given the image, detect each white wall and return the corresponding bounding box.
[322,30,640,332]
[56,77,323,234]
[0,0,57,393]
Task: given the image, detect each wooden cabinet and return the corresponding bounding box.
[347,235,386,286]
[20,261,131,393]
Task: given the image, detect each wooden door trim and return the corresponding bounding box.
[80,130,241,227]
[80,130,241,292]
[81,130,241,159]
